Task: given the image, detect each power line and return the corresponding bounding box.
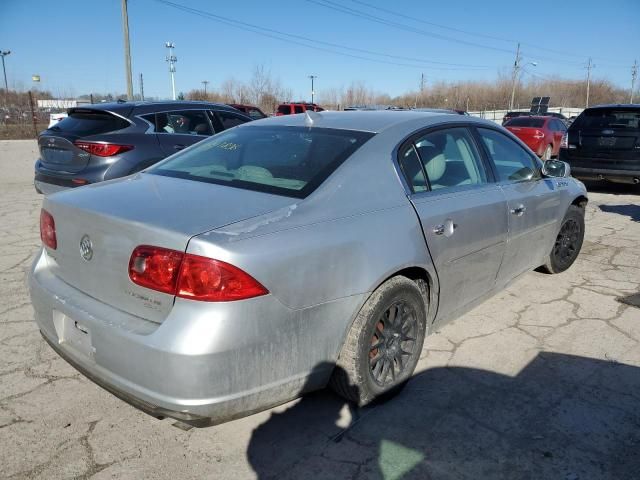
[348,0,630,65]
[305,0,516,54]
[152,0,492,71]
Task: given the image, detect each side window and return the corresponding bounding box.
[398,144,427,193]
[153,110,213,136]
[413,128,488,191]
[555,120,567,132]
[477,128,538,182]
[294,105,304,114]
[248,108,266,120]
[217,111,249,130]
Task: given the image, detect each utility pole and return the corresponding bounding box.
[139,73,144,101]
[165,42,177,100]
[509,43,521,111]
[631,60,638,104]
[121,0,134,100]
[0,50,10,91]
[585,57,595,108]
[202,80,209,99]
[308,75,317,104]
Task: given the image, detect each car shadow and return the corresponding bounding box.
[246,353,640,479]
[599,204,640,222]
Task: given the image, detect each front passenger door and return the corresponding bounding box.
[400,127,508,321]
[476,127,562,286]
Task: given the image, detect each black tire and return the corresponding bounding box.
[330,276,427,406]
[540,205,585,274]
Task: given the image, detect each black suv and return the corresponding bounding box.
[559,104,640,186]
[34,101,251,194]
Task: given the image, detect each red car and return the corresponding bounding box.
[276,103,324,116]
[504,116,568,159]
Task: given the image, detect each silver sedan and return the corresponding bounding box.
[29,111,587,425]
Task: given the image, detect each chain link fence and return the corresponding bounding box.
[0,91,62,140]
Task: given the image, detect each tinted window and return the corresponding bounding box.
[149,110,212,136]
[478,128,538,182]
[294,105,304,114]
[398,144,427,193]
[413,128,488,190]
[277,105,291,115]
[505,117,545,128]
[217,111,249,129]
[149,126,374,198]
[552,120,567,131]
[50,111,129,135]
[248,108,266,120]
[572,108,640,131]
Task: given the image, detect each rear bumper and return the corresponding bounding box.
[28,249,359,424]
[568,166,640,184]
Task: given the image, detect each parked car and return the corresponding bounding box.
[502,111,531,125]
[34,101,251,195]
[227,103,268,120]
[504,116,567,159]
[30,111,586,425]
[276,102,324,115]
[560,104,640,185]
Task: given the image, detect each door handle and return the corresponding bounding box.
[173,144,186,151]
[433,219,457,237]
[433,225,445,235]
[510,205,526,216]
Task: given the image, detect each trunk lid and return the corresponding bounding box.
[38,134,90,173]
[43,173,295,323]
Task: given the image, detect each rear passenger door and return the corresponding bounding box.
[400,126,508,320]
[146,109,215,157]
[475,127,562,286]
[213,110,251,130]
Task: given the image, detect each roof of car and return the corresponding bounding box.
[585,104,640,109]
[71,101,238,116]
[246,110,484,133]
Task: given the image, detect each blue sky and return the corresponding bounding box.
[1,0,638,100]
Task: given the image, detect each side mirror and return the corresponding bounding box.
[542,160,571,178]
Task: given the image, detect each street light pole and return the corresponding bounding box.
[121,0,134,100]
[202,80,209,98]
[0,50,11,91]
[585,57,595,108]
[631,60,638,104]
[165,42,177,100]
[308,75,317,104]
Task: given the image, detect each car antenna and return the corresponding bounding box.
[304,110,321,126]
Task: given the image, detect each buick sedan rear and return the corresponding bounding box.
[29,111,587,425]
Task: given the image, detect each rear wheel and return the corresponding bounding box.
[542,144,552,160]
[330,276,427,406]
[540,205,585,273]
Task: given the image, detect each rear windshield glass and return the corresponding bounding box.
[148,126,375,198]
[505,117,545,127]
[277,105,291,115]
[49,111,130,135]
[573,108,640,130]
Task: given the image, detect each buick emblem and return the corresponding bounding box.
[47,137,55,145]
[79,235,93,261]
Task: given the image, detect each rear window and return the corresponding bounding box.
[277,105,291,115]
[49,111,129,136]
[505,117,545,128]
[573,108,640,130]
[149,126,374,198]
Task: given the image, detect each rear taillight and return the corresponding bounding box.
[560,132,568,149]
[128,246,268,302]
[533,130,545,139]
[40,209,57,250]
[129,246,183,295]
[74,141,133,157]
